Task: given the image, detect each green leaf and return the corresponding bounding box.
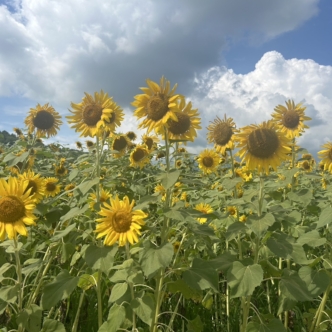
[287,189,313,206]
[164,207,185,221]
[139,242,173,278]
[225,222,248,241]
[60,204,89,223]
[98,304,126,332]
[279,269,312,302]
[227,262,263,298]
[167,279,202,301]
[40,319,66,332]
[22,259,42,276]
[109,283,128,303]
[0,285,19,303]
[84,245,118,273]
[266,233,293,258]
[131,293,155,326]
[247,213,275,238]
[78,273,98,290]
[157,169,180,189]
[298,266,330,297]
[40,270,79,309]
[187,315,204,332]
[297,230,326,248]
[222,178,243,190]
[16,304,42,332]
[183,258,219,291]
[316,206,332,229]
[68,168,79,181]
[247,317,287,331]
[51,223,76,242]
[208,253,237,273]
[277,295,297,315]
[134,195,159,210]
[77,177,100,195]
[60,242,76,263]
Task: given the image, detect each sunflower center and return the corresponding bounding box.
[168,113,191,135]
[203,156,214,167]
[113,136,128,151]
[247,128,279,159]
[302,161,310,170]
[33,110,55,130]
[83,105,103,126]
[24,180,38,195]
[147,94,169,121]
[112,211,132,232]
[0,196,25,224]
[57,167,66,175]
[282,110,300,129]
[133,148,145,162]
[46,182,56,192]
[213,122,233,146]
[144,138,153,150]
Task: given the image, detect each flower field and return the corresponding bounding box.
[1,77,332,332]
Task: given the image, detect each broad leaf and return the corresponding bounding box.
[131,293,155,326]
[98,304,126,332]
[157,169,180,189]
[84,245,118,273]
[41,319,66,332]
[109,283,128,303]
[247,213,275,238]
[298,266,330,297]
[16,304,42,332]
[316,206,332,229]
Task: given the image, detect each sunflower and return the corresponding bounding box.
[86,140,94,148]
[173,241,181,253]
[126,131,137,141]
[89,187,112,210]
[157,98,201,142]
[55,165,68,177]
[271,100,311,138]
[65,183,76,197]
[235,121,291,174]
[176,160,182,168]
[13,127,23,136]
[111,135,130,158]
[298,160,313,172]
[0,177,37,240]
[129,145,150,169]
[154,184,166,195]
[226,206,237,218]
[44,177,61,197]
[178,147,187,153]
[18,170,45,203]
[142,134,159,152]
[197,149,220,174]
[132,76,182,133]
[67,90,124,137]
[156,151,165,160]
[95,195,148,246]
[318,142,332,172]
[195,203,213,224]
[76,141,83,149]
[207,115,238,155]
[25,103,62,138]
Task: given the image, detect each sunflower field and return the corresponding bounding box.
[1,77,332,332]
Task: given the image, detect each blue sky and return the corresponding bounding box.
[0,0,331,156]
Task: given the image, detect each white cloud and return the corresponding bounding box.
[190,51,332,155]
[0,0,319,107]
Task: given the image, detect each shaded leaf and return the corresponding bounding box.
[187,315,203,332]
[109,283,128,303]
[131,293,155,326]
[297,230,326,248]
[98,304,126,332]
[84,245,118,273]
[316,206,332,229]
[16,304,42,332]
[157,169,181,190]
[41,319,66,332]
[247,213,275,238]
[298,266,330,297]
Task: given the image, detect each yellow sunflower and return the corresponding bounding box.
[129,145,150,169]
[126,131,137,142]
[197,149,220,174]
[44,177,61,197]
[195,203,213,224]
[111,135,130,158]
[89,187,112,210]
[132,76,182,133]
[142,133,159,152]
[318,142,332,172]
[298,160,313,172]
[65,183,76,196]
[235,121,291,174]
[271,99,311,138]
[25,103,62,138]
[226,206,237,218]
[18,170,45,203]
[207,115,238,155]
[95,195,148,246]
[67,90,124,137]
[0,177,37,240]
[157,98,201,142]
[55,165,68,177]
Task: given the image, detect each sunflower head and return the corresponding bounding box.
[226,206,237,218]
[76,141,83,149]
[271,100,311,138]
[86,140,94,148]
[207,115,237,155]
[318,142,332,173]
[132,77,183,133]
[142,134,159,152]
[195,203,213,224]
[67,90,124,137]
[235,121,291,174]
[111,135,130,158]
[197,149,220,175]
[18,170,45,203]
[130,145,150,169]
[95,195,148,246]
[65,183,76,197]
[25,104,62,138]
[0,177,37,240]
[44,177,61,197]
[126,131,137,141]
[13,128,23,136]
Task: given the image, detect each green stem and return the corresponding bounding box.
[151,270,164,332]
[126,244,136,331]
[166,294,182,332]
[72,291,85,332]
[96,270,103,328]
[13,238,23,332]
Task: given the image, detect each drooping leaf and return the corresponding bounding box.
[60,204,89,223]
[227,262,263,298]
[298,266,330,297]
[77,273,98,290]
[84,245,118,273]
[187,315,204,332]
[40,270,79,309]
[50,223,76,242]
[77,177,100,195]
[109,283,128,303]
[316,206,332,229]
[247,317,287,332]
[183,258,219,291]
[131,293,155,326]
[98,304,126,332]
[167,279,203,301]
[157,169,181,189]
[225,222,248,241]
[16,304,42,332]
[40,319,66,332]
[297,230,326,248]
[139,242,173,278]
[246,213,275,238]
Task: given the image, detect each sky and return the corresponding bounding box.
[0,0,331,157]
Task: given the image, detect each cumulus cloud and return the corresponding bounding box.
[189,51,332,155]
[0,0,319,108]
